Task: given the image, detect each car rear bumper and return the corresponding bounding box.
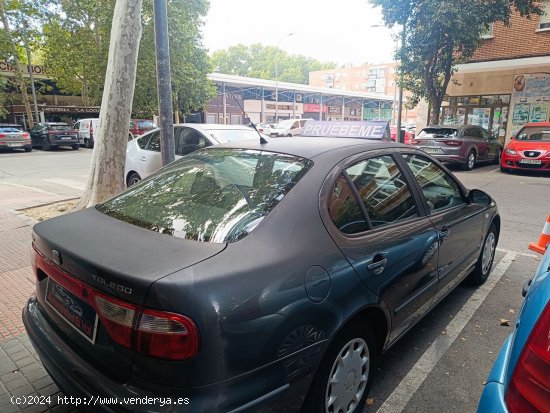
[23,297,304,413]
[0,139,31,148]
[50,137,79,146]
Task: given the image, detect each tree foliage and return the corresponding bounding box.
[370,0,543,124]
[41,0,214,117]
[211,43,337,84]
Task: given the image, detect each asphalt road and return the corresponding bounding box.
[0,148,548,413]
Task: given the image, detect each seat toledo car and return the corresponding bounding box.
[500,122,550,173]
[412,125,502,170]
[24,138,500,413]
[125,123,269,186]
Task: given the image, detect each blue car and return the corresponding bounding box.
[478,247,550,412]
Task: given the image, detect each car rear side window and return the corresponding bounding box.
[175,128,210,156]
[97,149,313,243]
[345,155,419,229]
[328,174,368,234]
[402,153,464,213]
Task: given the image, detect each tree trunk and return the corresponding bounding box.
[76,0,142,209]
[0,0,33,127]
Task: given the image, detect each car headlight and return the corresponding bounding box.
[505,148,517,155]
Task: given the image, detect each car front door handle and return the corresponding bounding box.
[140,155,147,161]
[368,253,388,275]
[439,226,450,240]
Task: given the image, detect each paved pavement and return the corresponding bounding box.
[0,183,76,413]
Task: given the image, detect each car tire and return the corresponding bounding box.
[463,151,476,171]
[494,149,502,165]
[41,138,51,151]
[72,144,79,150]
[499,165,509,173]
[127,172,141,187]
[85,138,93,149]
[302,321,376,413]
[467,223,497,285]
[24,146,32,152]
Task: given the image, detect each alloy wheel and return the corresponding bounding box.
[481,232,496,275]
[467,152,475,170]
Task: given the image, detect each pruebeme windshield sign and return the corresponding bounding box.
[301,120,390,140]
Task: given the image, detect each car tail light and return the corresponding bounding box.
[0,133,5,139]
[443,140,463,146]
[136,309,199,360]
[505,301,550,413]
[92,291,199,361]
[411,139,419,145]
[94,294,136,348]
[22,132,30,139]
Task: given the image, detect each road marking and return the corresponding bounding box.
[496,247,538,258]
[375,251,517,413]
[43,178,85,191]
[0,182,59,196]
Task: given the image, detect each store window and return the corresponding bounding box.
[481,23,494,38]
[540,0,550,30]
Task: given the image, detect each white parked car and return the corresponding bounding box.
[124,123,268,186]
[270,119,310,137]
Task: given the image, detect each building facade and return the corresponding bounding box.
[441,2,550,143]
[309,63,418,125]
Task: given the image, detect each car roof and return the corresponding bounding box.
[0,123,22,127]
[211,136,404,159]
[45,122,70,125]
[182,123,253,131]
[423,125,463,129]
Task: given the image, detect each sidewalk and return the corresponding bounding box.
[0,183,75,412]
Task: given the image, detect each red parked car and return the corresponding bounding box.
[129,119,157,137]
[390,126,414,144]
[501,122,550,173]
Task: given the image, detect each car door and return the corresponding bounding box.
[174,127,211,157]
[401,153,485,302]
[139,130,162,177]
[73,121,82,145]
[29,124,44,145]
[472,127,490,161]
[323,152,440,342]
[482,128,499,161]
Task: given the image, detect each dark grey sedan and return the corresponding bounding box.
[412,125,503,170]
[23,138,500,413]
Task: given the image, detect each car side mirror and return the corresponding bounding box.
[468,189,492,205]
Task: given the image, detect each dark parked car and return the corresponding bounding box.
[412,125,503,170]
[24,138,500,413]
[29,122,79,151]
[0,123,32,152]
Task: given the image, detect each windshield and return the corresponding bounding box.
[48,124,71,131]
[277,120,295,129]
[417,128,457,138]
[515,127,550,141]
[206,128,267,142]
[97,148,313,243]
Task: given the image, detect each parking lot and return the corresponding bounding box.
[0,148,548,412]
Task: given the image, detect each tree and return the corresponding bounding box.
[370,0,543,124]
[77,0,141,208]
[42,0,214,117]
[211,43,337,84]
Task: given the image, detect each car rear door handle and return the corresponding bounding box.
[368,253,388,275]
[439,226,450,240]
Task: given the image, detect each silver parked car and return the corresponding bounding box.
[412,125,503,170]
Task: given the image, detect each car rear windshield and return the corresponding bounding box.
[138,121,156,129]
[205,128,268,142]
[0,126,22,133]
[417,128,457,138]
[516,127,550,141]
[97,148,313,243]
[48,124,71,131]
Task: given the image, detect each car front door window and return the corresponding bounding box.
[402,153,464,213]
[145,131,160,152]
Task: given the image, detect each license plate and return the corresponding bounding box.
[60,136,72,140]
[519,159,542,164]
[421,147,443,154]
[45,278,98,343]
[8,142,23,147]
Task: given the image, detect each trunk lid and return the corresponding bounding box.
[32,207,225,380]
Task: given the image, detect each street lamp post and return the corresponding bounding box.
[275,33,294,123]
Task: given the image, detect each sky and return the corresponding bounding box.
[201,0,397,67]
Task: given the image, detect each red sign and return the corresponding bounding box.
[304,103,327,113]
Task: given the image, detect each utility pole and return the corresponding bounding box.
[153,0,175,165]
[22,16,39,124]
